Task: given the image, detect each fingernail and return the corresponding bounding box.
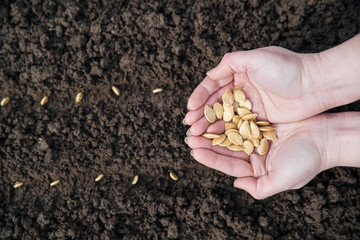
[186,129,190,137]
[190,150,193,156]
[184,137,188,144]
[182,118,187,125]
[206,68,216,76]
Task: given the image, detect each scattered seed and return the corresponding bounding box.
[250,121,260,138]
[223,105,234,122]
[233,89,246,103]
[212,134,226,145]
[95,174,104,182]
[256,121,270,126]
[239,120,251,139]
[227,144,244,151]
[213,102,223,120]
[225,123,237,130]
[237,107,251,117]
[219,137,232,147]
[75,92,83,103]
[222,88,234,106]
[132,175,139,185]
[1,97,10,107]
[243,140,254,155]
[152,88,163,94]
[263,130,277,141]
[202,133,221,139]
[112,86,120,96]
[50,180,60,187]
[204,105,216,123]
[40,96,48,106]
[259,126,276,132]
[13,181,23,189]
[258,138,269,155]
[240,99,252,110]
[227,132,243,145]
[169,171,179,181]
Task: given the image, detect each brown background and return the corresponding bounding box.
[0,0,360,239]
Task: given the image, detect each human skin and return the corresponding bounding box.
[184,34,360,199]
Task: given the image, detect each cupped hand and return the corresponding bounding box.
[185,115,329,199]
[184,47,323,134]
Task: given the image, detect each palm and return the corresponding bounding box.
[186,120,323,199]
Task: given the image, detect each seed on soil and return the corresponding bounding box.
[225,123,237,130]
[132,175,139,185]
[1,97,10,107]
[237,108,251,117]
[259,126,276,131]
[50,180,60,187]
[213,102,223,120]
[222,88,234,106]
[13,181,23,189]
[40,96,48,106]
[233,88,246,103]
[219,137,232,147]
[263,130,277,141]
[204,105,216,123]
[95,174,104,182]
[212,134,226,145]
[227,144,244,151]
[112,86,120,96]
[243,140,254,155]
[227,132,243,145]
[258,138,269,155]
[223,105,234,122]
[202,133,221,139]
[152,88,163,94]
[169,171,179,181]
[75,92,83,103]
[256,121,270,126]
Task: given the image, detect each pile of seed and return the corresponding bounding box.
[203,88,276,155]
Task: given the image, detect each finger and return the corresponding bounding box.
[206,51,255,80]
[187,117,211,136]
[191,148,253,177]
[184,83,234,125]
[206,120,225,133]
[186,136,249,159]
[187,76,233,111]
[234,174,286,200]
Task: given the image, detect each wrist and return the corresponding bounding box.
[321,112,360,169]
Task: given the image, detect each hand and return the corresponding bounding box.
[184,47,324,136]
[185,115,329,199]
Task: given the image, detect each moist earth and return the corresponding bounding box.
[0,0,360,239]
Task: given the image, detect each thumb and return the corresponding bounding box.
[206,51,253,80]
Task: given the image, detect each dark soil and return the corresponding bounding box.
[1,0,360,239]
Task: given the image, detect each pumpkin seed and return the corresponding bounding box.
[239,120,251,139]
[213,102,223,120]
[132,175,139,185]
[240,99,252,110]
[243,140,254,155]
[263,130,277,141]
[169,171,179,181]
[223,105,234,122]
[152,88,163,94]
[259,126,276,131]
[95,174,104,182]
[225,123,237,130]
[202,133,221,139]
[258,138,269,155]
[242,113,257,121]
[13,181,23,188]
[75,92,83,103]
[237,108,251,117]
[250,121,260,138]
[219,137,232,147]
[256,121,270,126]
[212,134,226,145]
[204,105,216,123]
[227,144,244,151]
[50,180,60,187]
[225,129,239,135]
[222,88,234,106]
[227,132,243,145]
[233,88,246,103]
[248,137,260,148]
[40,96,48,106]
[232,115,241,126]
[112,86,120,96]
[1,97,10,107]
